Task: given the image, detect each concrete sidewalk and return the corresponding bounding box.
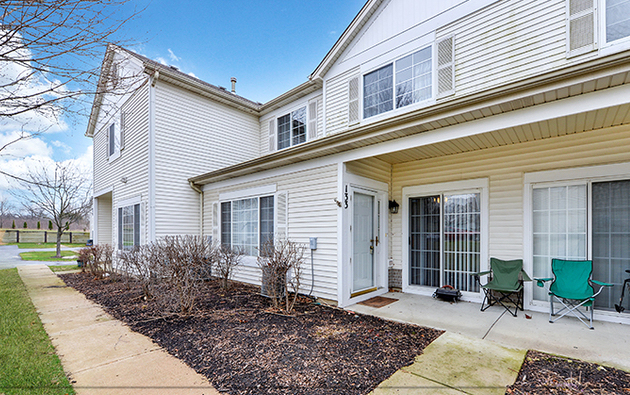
[18,264,218,395]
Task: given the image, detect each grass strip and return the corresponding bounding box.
[0,268,74,395]
[48,265,80,273]
[9,243,85,249]
[19,251,77,262]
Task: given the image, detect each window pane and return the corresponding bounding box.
[221,202,231,246]
[259,196,274,255]
[409,196,441,287]
[396,46,432,109]
[443,193,481,292]
[122,205,135,250]
[109,124,116,156]
[592,180,630,312]
[277,114,291,150]
[363,64,393,118]
[291,107,306,146]
[532,185,587,301]
[607,0,630,43]
[232,198,258,256]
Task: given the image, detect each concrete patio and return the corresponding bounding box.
[348,292,630,373]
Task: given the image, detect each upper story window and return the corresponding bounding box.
[107,111,125,161]
[605,0,630,43]
[277,107,306,150]
[363,46,433,119]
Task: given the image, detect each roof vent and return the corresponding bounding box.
[231,77,237,93]
[218,86,226,91]
[170,65,179,71]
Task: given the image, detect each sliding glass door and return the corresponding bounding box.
[410,192,481,292]
[532,179,630,312]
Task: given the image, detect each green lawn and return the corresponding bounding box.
[48,265,80,273]
[0,269,74,394]
[7,243,86,249]
[19,251,78,262]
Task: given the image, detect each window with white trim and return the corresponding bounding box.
[220,195,274,256]
[409,191,482,293]
[107,111,124,160]
[530,176,630,312]
[277,107,306,150]
[118,204,140,250]
[363,45,433,119]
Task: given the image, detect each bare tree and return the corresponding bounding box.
[13,161,91,257]
[0,197,14,229]
[0,1,142,180]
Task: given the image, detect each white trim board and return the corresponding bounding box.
[117,195,142,209]
[219,184,277,201]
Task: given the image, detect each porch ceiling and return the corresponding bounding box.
[374,101,630,164]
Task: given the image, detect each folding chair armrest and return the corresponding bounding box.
[472,270,491,277]
[534,277,553,287]
[591,280,614,287]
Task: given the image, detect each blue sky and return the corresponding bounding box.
[1,0,366,197]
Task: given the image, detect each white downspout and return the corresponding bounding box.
[189,181,204,236]
[148,70,158,242]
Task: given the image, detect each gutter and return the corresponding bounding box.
[189,181,204,237]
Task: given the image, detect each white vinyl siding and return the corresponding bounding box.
[93,82,150,247]
[390,124,630,273]
[96,195,112,246]
[204,163,339,300]
[154,81,259,238]
[437,0,568,98]
[324,66,361,136]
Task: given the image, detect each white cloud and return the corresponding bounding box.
[168,48,181,62]
[51,140,72,155]
[0,131,52,159]
[188,72,197,78]
[156,57,168,65]
[0,32,69,135]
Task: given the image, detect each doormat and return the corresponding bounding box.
[358,296,398,308]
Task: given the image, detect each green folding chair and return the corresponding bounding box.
[474,258,531,317]
[535,259,613,329]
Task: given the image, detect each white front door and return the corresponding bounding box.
[353,192,375,293]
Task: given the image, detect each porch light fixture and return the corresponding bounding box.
[389,200,399,214]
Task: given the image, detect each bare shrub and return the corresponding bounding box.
[83,244,113,279]
[155,236,213,315]
[214,244,244,291]
[77,247,93,271]
[257,239,305,313]
[117,245,160,300]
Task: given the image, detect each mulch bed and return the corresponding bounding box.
[59,272,442,395]
[507,350,630,394]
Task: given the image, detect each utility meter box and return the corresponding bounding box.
[309,237,318,250]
